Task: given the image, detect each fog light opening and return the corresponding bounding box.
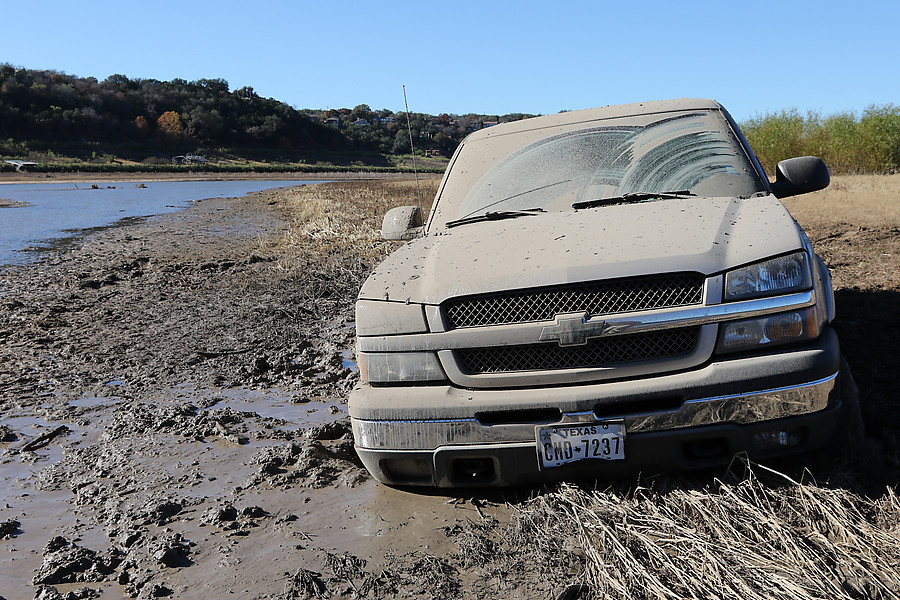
[752,428,806,451]
[381,457,432,483]
[683,437,729,461]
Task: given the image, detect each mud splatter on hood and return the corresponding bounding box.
[359,195,803,305]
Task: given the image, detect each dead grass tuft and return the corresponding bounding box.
[250,178,439,316]
[267,179,438,283]
[503,464,900,599]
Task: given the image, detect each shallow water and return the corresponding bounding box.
[0,180,323,266]
[195,387,347,427]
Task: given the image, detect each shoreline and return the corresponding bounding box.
[0,170,421,185]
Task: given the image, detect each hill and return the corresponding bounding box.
[3,64,898,175]
[0,65,535,172]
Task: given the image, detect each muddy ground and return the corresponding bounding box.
[1,176,899,599]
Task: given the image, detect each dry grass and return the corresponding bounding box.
[502,465,900,600]
[267,178,438,273]
[781,173,900,231]
[249,178,439,315]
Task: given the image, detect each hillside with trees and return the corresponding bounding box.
[0,65,535,172]
[3,65,898,175]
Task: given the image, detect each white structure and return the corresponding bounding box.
[4,160,38,172]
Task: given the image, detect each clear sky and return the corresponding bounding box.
[2,0,896,122]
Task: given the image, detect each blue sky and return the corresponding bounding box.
[2,0,896,122]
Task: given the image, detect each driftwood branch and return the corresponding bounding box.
[21,425,69,451]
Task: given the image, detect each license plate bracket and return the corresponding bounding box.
[536,421,626,469]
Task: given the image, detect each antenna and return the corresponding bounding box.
[403,85,424,225]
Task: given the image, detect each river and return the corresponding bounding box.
[0,180,324,266]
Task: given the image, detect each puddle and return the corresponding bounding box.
[0,486,81,599]
[1,413,90,458]
[3,414,68,437]
[340,349,359,373]
[193,387,346,427]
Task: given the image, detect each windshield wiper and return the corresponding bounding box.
[445,208,546,228]
[572,190,696,210]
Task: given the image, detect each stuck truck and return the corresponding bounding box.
[349,99,841,487]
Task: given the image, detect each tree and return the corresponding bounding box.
[134,115,149,140]
[103,73,135,90]
[391,129,411,154]
[195,78,229,95]
[0,63,15,83]
[351,103,373,121]
[186,107,224,142]
[235,86,256,100]
[156,110,183,144]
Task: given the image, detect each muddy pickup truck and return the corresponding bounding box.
[349,98,842,487]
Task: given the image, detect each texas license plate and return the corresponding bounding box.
[536,421,626,469]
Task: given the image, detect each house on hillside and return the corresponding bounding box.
[324,117,341,127]
[4,160,38,172]
[172,153,209,165]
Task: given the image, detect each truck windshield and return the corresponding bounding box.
[430,110,767,229]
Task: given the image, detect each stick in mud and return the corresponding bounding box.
[19,425,69,452]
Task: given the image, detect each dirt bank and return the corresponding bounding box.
[1,177,898,600]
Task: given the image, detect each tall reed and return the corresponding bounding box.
[741,105,900,176]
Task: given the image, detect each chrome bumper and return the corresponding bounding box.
[352,372,838,451]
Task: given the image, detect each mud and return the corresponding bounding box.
[1,178,897,599]
[0,185,522,600]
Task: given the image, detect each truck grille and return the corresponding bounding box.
[456,327,700,374]
[443,274,704,329]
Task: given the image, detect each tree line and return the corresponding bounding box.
[0,65,533,164]
[0,65,347,157]
[2,65,897,174]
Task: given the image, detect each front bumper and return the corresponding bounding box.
[350,329,842,487]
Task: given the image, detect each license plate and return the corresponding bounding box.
[536,421,625,469]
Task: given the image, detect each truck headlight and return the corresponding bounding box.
[716,308,820,354]
[359,352,447,383]
[724,252,811,301]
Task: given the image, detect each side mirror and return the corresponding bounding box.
[381,206,423,240]
[770,156,830,198]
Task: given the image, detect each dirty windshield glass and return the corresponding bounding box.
[431,110,766,228]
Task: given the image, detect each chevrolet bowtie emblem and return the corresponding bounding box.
[540,312,607,346]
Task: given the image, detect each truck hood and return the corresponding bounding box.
[359,195,803,306]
